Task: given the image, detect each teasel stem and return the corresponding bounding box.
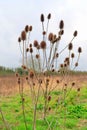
[27,31,31,45]
[50,41,59,67]
[19,43,23,55]
[21,77,28,130]
[48,43,54,68]
[59,37,74,55]
[33,83,41,130]
[0,107,9,130]
[46,20,49,40]
[31,53,35,70]
[23,41,25,65]
[73,53,80,70]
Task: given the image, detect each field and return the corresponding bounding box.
[0,74,87,130]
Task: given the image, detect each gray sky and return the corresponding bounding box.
[0,0,87,71]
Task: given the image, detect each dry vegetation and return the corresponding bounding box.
[0,74,87,96]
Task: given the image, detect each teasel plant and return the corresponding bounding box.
[17,13,82,130]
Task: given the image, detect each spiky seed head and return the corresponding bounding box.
[47,13,51,19]
[48,33,53,41]
[59,30,64,35]
[40,41,46,49]
[29,71,34,78]
[40,14,44,22]
[75,62,78,67]
[25,25,29,32]
[68,43,73,50]
[71,53,75,58]
[30,48,33,53]
[59,20,64,29]
[56,80,59,84]
[48,107,51,111]
[64,63,67,67]
[29,44,32,48]
[36,54,40,59]
[48,95,51,101]
[29,26,32,31]
[52,69,55,72]
[18,37,21,42]
[78,47,82,53]
[72,82,75,86]
[16,73,19,77]
[33,40,38,47]
[77,88,80,92]
[21,31,26,41]
[60,64,63,68]
[42,31,46,35]
[26,48,29,52]
[73,30,78,37]
[18,80,20,84]
[26,77,28,80]
[22,65,26,69]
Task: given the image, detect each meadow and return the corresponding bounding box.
[0,74,87,130]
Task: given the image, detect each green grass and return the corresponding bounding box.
[0,85,87,130]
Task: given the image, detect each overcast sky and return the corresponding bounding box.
[0,0,87,71]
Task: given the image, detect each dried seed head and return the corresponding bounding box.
[59,20,64,29]
[68,43,73,50]
[21,31,26,41]
[33,40,38,47]
[29,43,32,48]
[30,48,33,53]
[42,31,46,35]
[33,83,35,86]
[75,62,78,67]
[48,107,51,111]
[64,63,67,67]
[77,88,80,92]
[18,80,20,84]
[73,30,78,37]
[78,47,82,53]
[29,26,32,31]
[36,54,40,59]
[25,25,29,32]
[47,13,51,19]
[26,48,29,52]
[22,65,26,69]
[56,79,59,84]
[16,73,19,77]
[48,33,53,41]
[65,83,67,86]
[40,41,46,49]
[52,69,55,72]
[29,71,34,78]
[59,30,64,35]
[26,77,28,80]
[60,64,63,68]
[48,95,51,101]
[40,14,44,22]
[72,82,75,86]
[18,37,21,42]
[71,53,75,58]
[56,53,59,58]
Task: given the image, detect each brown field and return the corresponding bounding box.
[0,74,87,96]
